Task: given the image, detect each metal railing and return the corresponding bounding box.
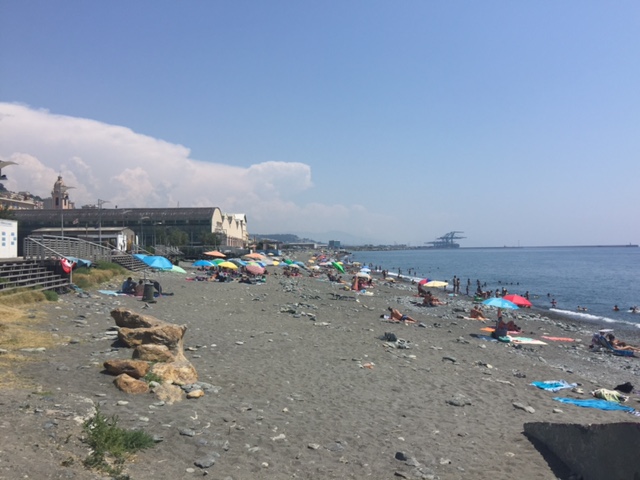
[24,235,115,263]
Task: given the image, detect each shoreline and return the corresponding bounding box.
[1,250,639,479]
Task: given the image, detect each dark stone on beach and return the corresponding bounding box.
[395,451,408,461]
[382,332,398,342]
[194,453,218,468]
[442,356,457,363]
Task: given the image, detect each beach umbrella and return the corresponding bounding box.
[192,260,214,267]
[425,280,448,288]
[210,258,225,265]
[418,278,430,286]
[294,261,308,269]
[228,258,247,266]
[332,261,345,274]
[283,258,294,265]
[288,263,301,269]
[217,261,238,270]
[356,271,371,279]
[246,264,265,275]
[360,267,371,273]
[482,297,519,309]
[141,255,173,270]
[170,265,187,274]
[204,250,226,258]
[243,252,265,260]
[502,294,532,308]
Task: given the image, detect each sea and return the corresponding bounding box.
[349,247,640,330]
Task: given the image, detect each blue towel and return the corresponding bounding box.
[531,380,577,392]
[553,397,635,412]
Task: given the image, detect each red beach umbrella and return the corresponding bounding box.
[246,264,265,275]
[502,294,532,308]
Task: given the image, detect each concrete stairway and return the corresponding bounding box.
[0,259,70,293]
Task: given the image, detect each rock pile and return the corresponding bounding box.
[103,308,199,402]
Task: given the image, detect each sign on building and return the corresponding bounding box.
[0,219,18,259]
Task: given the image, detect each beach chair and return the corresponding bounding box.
[596,335,636,357]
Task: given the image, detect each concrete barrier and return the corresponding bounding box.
[524,422,640,480]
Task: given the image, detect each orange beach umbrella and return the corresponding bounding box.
[204,250,226,258]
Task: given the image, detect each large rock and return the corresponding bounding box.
[133,344,175,363]
[103,359,150,379]
[113,373,150,394]
[153,382,184,404]
[150,360,198,386]
[111,308,169,329]
[111,308,187,353]
[118,324,187,352]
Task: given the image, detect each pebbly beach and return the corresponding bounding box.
[1,250,640,480]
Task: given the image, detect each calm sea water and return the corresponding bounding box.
[350,247,640,329]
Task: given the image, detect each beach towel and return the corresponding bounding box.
[531,380,577,392]
[481,327,520,335]
[553,397,635,412]
[98,290,125,296]
[541,336,576,342]
[470,334,498,342]
[510,337,547,345]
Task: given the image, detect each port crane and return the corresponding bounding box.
[426,231,466,248]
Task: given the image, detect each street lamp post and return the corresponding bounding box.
[97,199,110,245]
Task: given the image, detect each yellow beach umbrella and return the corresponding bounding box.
[217,261,238,270]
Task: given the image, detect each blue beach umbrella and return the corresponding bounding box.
[192,260,214,267]
[141,255,173,270]
[482,297,519,310]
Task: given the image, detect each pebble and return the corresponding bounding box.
[116,400,129,406]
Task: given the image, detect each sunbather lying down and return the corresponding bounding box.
[607,334,640,352]
[384,307,417,324]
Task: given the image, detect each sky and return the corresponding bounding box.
[1,1,639,247]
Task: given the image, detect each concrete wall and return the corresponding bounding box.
[524,422,640,480]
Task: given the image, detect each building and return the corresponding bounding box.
[43,175,75,210]
[13,207,249,254]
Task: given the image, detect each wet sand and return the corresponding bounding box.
[1,256,639,479]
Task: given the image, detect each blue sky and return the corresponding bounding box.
[1,1,639,246]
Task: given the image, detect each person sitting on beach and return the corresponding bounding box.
[134,279,144,296]
[422,291,446,307]
[491,309,520,339]
[121,277,136,294]
[386,307,417,324]
[470,306,487,321]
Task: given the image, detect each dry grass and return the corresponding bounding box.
[0,289,48,306]
[0,304,56,389]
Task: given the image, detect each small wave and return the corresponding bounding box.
[550,308,640,329]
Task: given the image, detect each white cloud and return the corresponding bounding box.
[0,102,392,241]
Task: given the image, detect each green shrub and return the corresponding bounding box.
[42,290,58,302]
[83,408,155,476]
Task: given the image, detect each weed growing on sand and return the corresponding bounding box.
[143,371,164,384]
[82,408,155,478]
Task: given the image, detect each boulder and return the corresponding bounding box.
[111,308,168,329]
[150,360,198,386]
[153,382,184,404]
[133,344,175,363]
[103,359,150,379]
[113,373,149,394]
[118,324,187,352]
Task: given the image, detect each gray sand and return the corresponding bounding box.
[1,260,639,479]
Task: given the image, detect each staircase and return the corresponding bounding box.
[111,252,148,272]
[0,259,69,293]
[24,235,151,273]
